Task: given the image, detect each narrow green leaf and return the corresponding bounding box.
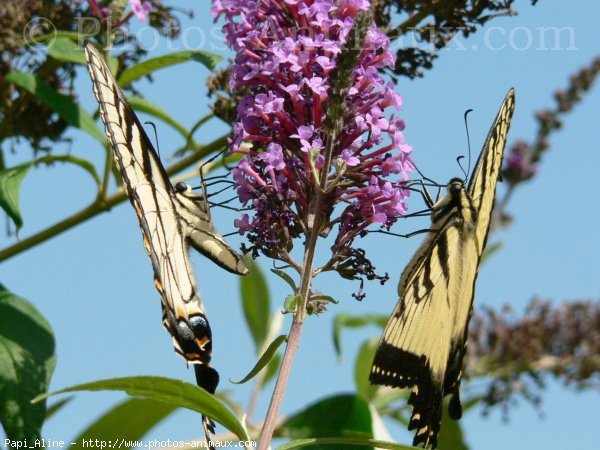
[30,31,84,45]
[332,314,388,359]
[4,72,104,143]
[271,269,298,292]
[45,397,73,421]
[127,95,189,139]
[118,51,223,87]
[310,294,339,304]
[0,163,32,230]
[0,284,56,440]
[240,259,270,350]
[280,394,374,449]
[276,438,418,450]
[69,398,177,450]
[47,37,86,64]
[263,352,282,387]
[354,338,379,400]
[231,335,287,385]
[33,376,249,440]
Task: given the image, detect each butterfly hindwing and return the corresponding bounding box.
[370,89,515,449]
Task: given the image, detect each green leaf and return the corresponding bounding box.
[69,398,177,450]
[30,31,84,45]
[240,258,270,350]
[276,438,418,450]
[127,95,189,139]
[4,72,105,143]
[332,314,388,359]
[34,377,249,440]
[310,294,339,304]
[0,163,32,230]
[354,338,379,400]
[231,335,287,385]
[47,37,86,64]
[280,394,374,450]
[271,269,298,292]
[263,352,282,386]
[118,51,223,87]
[0,284,56,440]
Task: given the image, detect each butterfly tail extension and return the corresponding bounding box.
[370,343,443,449]
[195,365,219,450]
[202,414,216,450]
[444,304,477,421]
[407,384,443,449]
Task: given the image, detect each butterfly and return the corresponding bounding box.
[370,89,515,448]
[84,41,247,437]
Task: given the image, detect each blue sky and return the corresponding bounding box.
[1,1,599,449]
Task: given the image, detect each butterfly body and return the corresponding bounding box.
[370,90,515,448]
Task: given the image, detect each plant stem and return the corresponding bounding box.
[257,119,335,450]
[257,199,322,448]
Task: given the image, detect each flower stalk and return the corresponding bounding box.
[212,0,415,446]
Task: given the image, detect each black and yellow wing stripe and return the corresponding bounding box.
[370,89,515,449]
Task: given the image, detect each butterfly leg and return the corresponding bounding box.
[373,228,432,239]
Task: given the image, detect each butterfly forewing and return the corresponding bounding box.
[468,89,516,252]
[370,90,515,449]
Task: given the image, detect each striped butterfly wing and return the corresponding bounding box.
[441,88,516,416]
[468,88,516,251]
[84,42,247,394]
[370,90,515,449]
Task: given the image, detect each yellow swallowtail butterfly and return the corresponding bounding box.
[370,89,515,449]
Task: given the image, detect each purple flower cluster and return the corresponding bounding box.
[503,140,538,185]
[213,0,414,256]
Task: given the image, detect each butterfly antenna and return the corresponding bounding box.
[144,121,161,158]
[456,155,468,181]
[202,415,216,450]
[463,108,474,183]
[198,148,229,221]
